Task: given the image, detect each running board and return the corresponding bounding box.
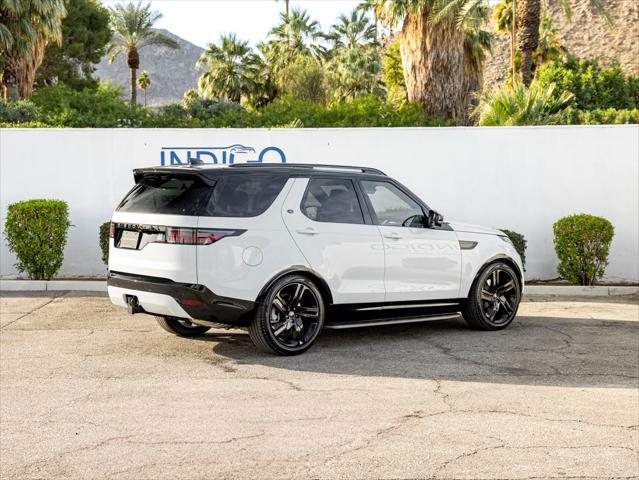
[324,312,462,330]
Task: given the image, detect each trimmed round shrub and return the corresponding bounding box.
[553,214,614,285]
[500,229,527,270]
[3,200,71,280]
[99,221,110,266]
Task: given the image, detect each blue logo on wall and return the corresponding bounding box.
[160,145,286,166]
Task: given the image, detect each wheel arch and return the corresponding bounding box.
[257,267,334,306]
[471,255,524,293]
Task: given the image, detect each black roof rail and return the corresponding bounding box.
[229,163,386,176]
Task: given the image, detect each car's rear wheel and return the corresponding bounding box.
[156,316,210,337]
[463,261,521,330]
[248,275,325,355]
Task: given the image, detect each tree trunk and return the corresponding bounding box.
[2,34,47,99]
[399,10,466,123]
[130,68,137,105]
[462,48,483,126]
[518,0,541,86]
[126,46,140,105]
[144,88,147,107]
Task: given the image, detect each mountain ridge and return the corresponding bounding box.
[94,29,204,106]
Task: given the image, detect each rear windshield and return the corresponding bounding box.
[117,174,211,216]
[117,173,287,217]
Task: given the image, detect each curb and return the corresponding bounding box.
[0,280,107,292]
[525,285,639,296]
[1,280,637,297]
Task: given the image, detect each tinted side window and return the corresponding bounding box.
[117,174,212,216]
[203,174,288,217]
[301,178,364,224]
[361,180,424,227]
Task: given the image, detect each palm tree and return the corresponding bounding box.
[197,34,258,103]
[137,70,151,106]
[275,0,290,16]
[106,1,178,105]
[517,0,610,86]
[326,8,382,102]
[362,0,493,123]
[266,8,326,69]
[327,47,384,101]
[329,9,377,50]
[1,0,66,99]
[461,1,493,119]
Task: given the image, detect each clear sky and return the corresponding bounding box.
[101,0,363,49]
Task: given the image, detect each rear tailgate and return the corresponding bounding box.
[108,170,214,284]
[109,212,199,283]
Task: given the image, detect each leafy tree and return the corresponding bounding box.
[362,0,493,123]
[197,34,258,103]
[1,0,67,99]
[275,55,327,104]
[37,0,112,91]
[383,40,406,103]
[474,80,573,126]
[106,1,179,105]
[265,8,326,70]
[137,70,150,106]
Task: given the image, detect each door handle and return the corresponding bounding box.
[297,227,319,235]
[384,232,401,240]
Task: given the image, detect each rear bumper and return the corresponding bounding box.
[107,271,255,326]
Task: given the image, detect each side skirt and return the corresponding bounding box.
[324,312,462,330]
[325,298,465,329]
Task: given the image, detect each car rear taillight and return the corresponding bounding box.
[165,227,244,245]
[111,223,244,249]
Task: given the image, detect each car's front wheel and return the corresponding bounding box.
[156,316,211,337]
[463,261,521,330]
[248,275,325,355]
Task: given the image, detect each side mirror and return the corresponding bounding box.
[428,210,444,227]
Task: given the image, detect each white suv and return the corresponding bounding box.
[108,164,523,355]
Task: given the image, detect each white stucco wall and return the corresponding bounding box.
[1,125,637,282]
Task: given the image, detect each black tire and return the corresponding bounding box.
[248,275,325,355]
[155,316,210,337]
[463,261,521,330]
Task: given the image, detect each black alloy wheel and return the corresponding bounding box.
[463,262,521,330]
[249,275,325,355]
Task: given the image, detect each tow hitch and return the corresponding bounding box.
[125,295,142,314]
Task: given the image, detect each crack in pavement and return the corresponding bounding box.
[1,291,69,330]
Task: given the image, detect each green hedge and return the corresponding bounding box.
[4,199,72,280]
[0,100,40,123]
[99,221,110,266]
[553,214,614,286]
[536,58,639,111]
[500,229,527,270]
[6,85,451,128]
[558,107,639,125]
